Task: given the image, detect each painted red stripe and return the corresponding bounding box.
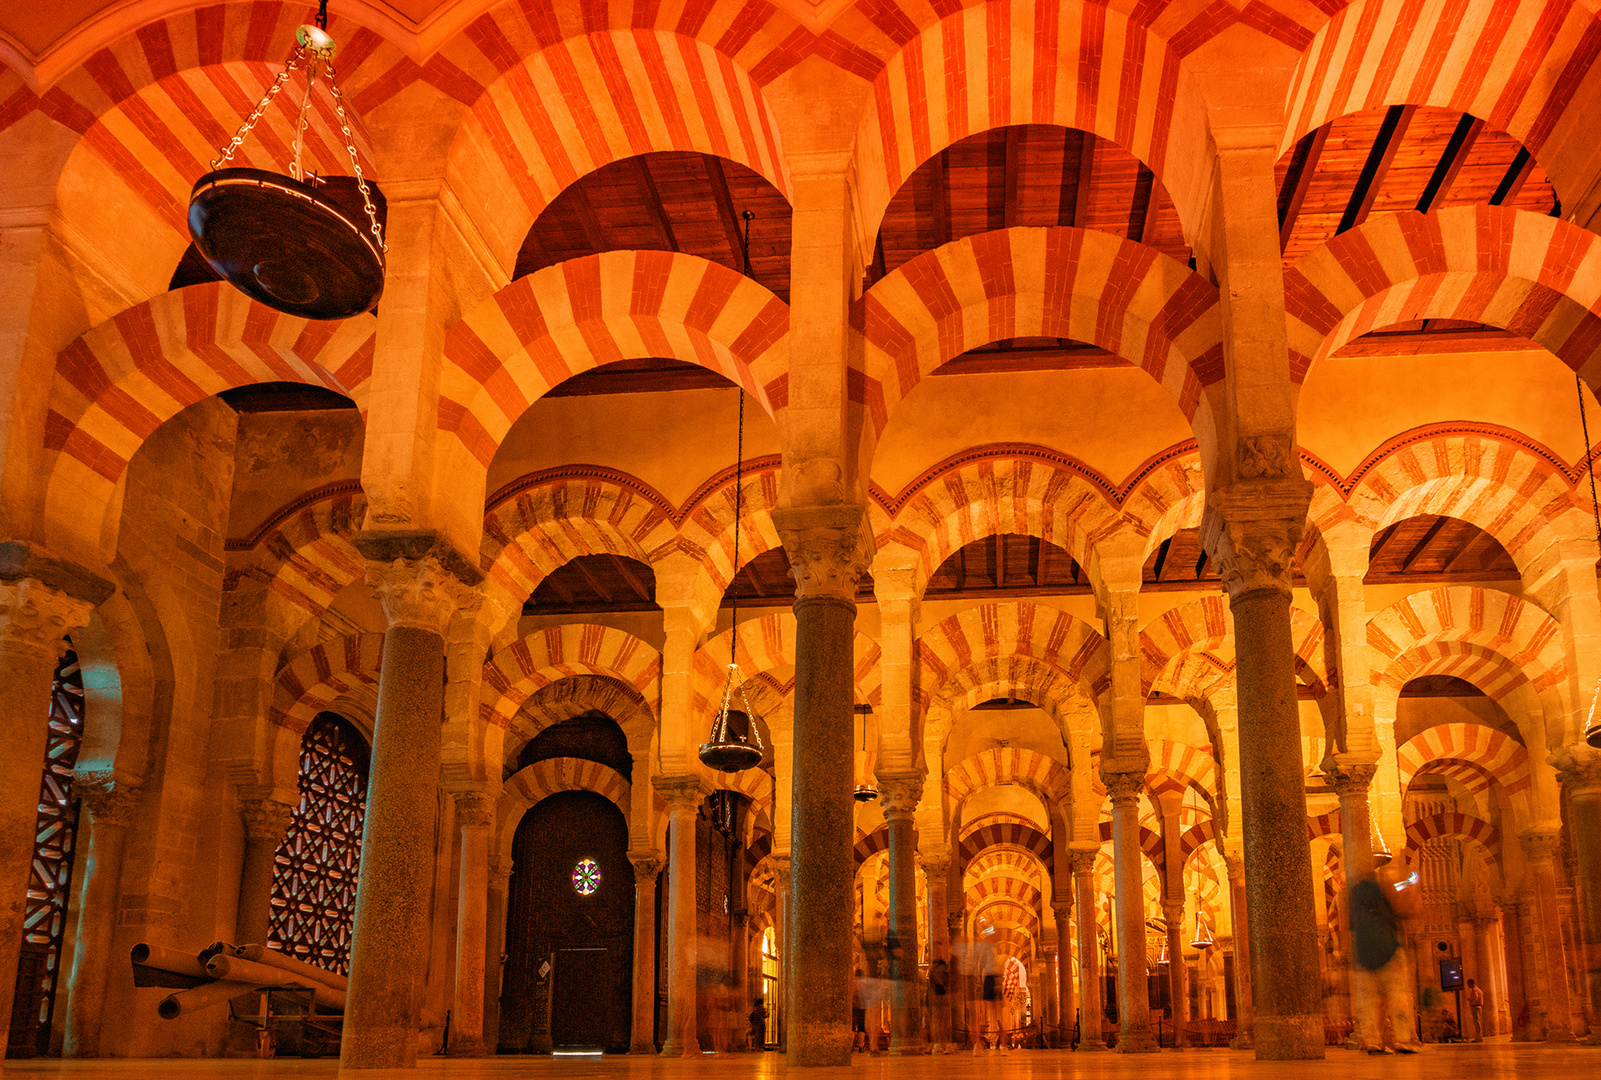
[591,33,653,155]
[544,41,612,169]
[1406,0,1473,108]
[1526,16,1601,151]
[1032,0,1060,123]
[635,31,693,150]
[941,13,968,150]
[715,50,763,169]
[1076,4,1106,134]
[1488,0,1568,134]
[678,36,733,160]
[136,21,179,81]
[986,1,1011,131]
[1115,20,1147,153]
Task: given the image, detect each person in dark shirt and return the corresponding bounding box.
[747,998,768,1050]
[1349,861,1425,1054]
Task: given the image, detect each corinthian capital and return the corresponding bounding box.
[240,796,298,844]
[877,773,923,816]
[773,505,872,603]
[1068,848,1098,875]
[74,769,142,826]
[0,578,95,657]
[655,775,706,813]
[366,556,472,634]
[1202,480,1313,601]
[453,792,494,830]
[1323,760,1377,798]
[1103,769,1146,805]
[1551,744,1601,794]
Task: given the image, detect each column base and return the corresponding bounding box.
[1116,1027,1159,1053]
[888,1040,927,1055]
[1545,1027,1579,1043]
[446,1037,487,1058]
[631,1041,659,1054]
[1252,1015,1325,1060]
[340,1027,419,1070]
[1230,1033,1254,1050]
[786,1028,853,1066]
[1075,1038,1107,1051]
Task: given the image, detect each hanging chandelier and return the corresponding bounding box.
[187,0,386,320]
[1189,911,1215,951]
[1578,372,1601,748]
[853,705,878,802]
[699,210,765,774]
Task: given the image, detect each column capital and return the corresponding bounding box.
[74,769,142,826]
[490,854,515,885]
[916,845,952,874]
[1201,480,1313,600]
[1550,744,1601,793]
[628,851,665,880]
[239,795,297,844]
[364,554,477,634]
[878,773,922,816]
[1519,827,1563,863]
[0,577,97,657]
[453,791,494,830]
[654,774,706,812]
[1323,760,1377,797]
[773,504,872,603]
[1069,848,1098,875]
[1102,769,1145,804]
[0,541,115,606]
[1163,900,1185,927]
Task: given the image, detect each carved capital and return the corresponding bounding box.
[1551,744,1601,794]
[773,505,872,603]
[1102,769,1145,805]
[1323,761,1377,799]
[877,773,923,816]
[629,852,664,880]
[655,775,705,814]
[1520,827,1563,864]
[1202,480,1313,600]
[240,797,297,844]
[454,792,494,831]
[917,846,951,875]
[1163,902,1185,928]
[1069,848,1098,875]
[366,556,472,633]
[490,855,516,885]
[0,578,94,657]
[74,769,141,826]
[1051,902,1073,924]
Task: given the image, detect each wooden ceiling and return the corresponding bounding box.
[870,125,1192,282]
[516,151,793,302]
[1276,105,1557,269]
[520,515,1521,616]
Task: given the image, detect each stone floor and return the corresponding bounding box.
[5,1045,1601,1078]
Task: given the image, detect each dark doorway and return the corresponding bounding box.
[499,790,634,1053]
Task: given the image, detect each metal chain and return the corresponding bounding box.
[211,48,304,170]
[324,59,387,255]
[290,55,318,181]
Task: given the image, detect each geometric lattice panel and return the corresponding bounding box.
[7,647,85,1058]
[267,713,368,975]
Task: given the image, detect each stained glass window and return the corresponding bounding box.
[572,858,601,896]
[268,713,368,975]
[6,647,85,1058]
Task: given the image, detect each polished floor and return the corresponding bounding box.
[5,1045,1600,1078]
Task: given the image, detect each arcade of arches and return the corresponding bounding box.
[3,0,1601,1072]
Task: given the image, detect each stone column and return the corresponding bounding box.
[920,851,951,1050]
[775,505,869,1067]
[1505,892,1539,1040]
[1523,829,1577,1041]
[1225,854,1255,1046]
[1553,750,1601,1043]
[341,551,471,1070]
[62,773,139,1057]
[235,795,296,945]
[1052,901,1075,1047]
[447,792,492,1056]
[879,775,923,1054]
[1476,915,1503,1036]
[629,853,664,1053]
[657,777,703,1057]
[0,576,96,1057]
[484,854,513,1051]
[1205,494,1324,1059]
[1072,850,1105,1050]
[1164,900,1186,1047]
[1104,771,1157,1052]
[1325,761,1376,1049]
[772,854,791,1049]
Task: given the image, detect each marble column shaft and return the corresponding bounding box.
[0,578,93,1058]
[341,555,465,1070]
[777,506,868,1067]
[483,856,513,1051]
[1506,893,1541,1040]
[1227,859,1255,1045]
[1327,762,1376,1048]
[63,776,138,1057]
[448,792,492,1056]
[1052,902,1074,1047]
[1105,772,1157,1052]
[1554,756,1601,1043]
[658,780,702,1057]
[629,854,664,1053]
[1209,502,1324,1060]
[1524,831,1576,1041]
[880,776,923,1054]
[1164,901,1186,1045]
[922,854,951,1049]
[1072,851,1105,1050]
[235,796,296,944]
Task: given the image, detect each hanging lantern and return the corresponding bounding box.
[852,706,877,802]
[188,3,386,320]
[699,663,766,773]
[1190,914,1216,951]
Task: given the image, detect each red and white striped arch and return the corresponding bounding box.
[925,656,1101,740]
[855,0,1214,244]
[1140,594,1230,691]
[918,601,1112,711]
[1146,738,1217,801]
[1367,587,1567,698]
[874,448,1124,598]
[957,818,1054,873]
[438,251,787,537]
[966,875,1043,911]
[479,623,661,728]
[966,849,1047,888]
[269,632,385,733]
[512,676,656,752]
[236,487,368,630]
[675,464,784,627]
[858,228,1222,435]
[945,746,1072,808]
[1284,207,1601,387]
[445,28,790,276]
[480,473,677,626]
[504,757,631,822]
[45,283,375,563]
[1404,810,1502,868]
[1398,722,1533,823]
[1119,447,1206,555]
[691,614,881,722]
[1282,0,1601,186]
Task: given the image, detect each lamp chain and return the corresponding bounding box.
[1581,371,1600,545]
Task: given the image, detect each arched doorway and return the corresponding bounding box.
[500,791,634,1053]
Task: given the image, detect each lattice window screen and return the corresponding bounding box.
[267,713,369,974]
[8,647,86,1057]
